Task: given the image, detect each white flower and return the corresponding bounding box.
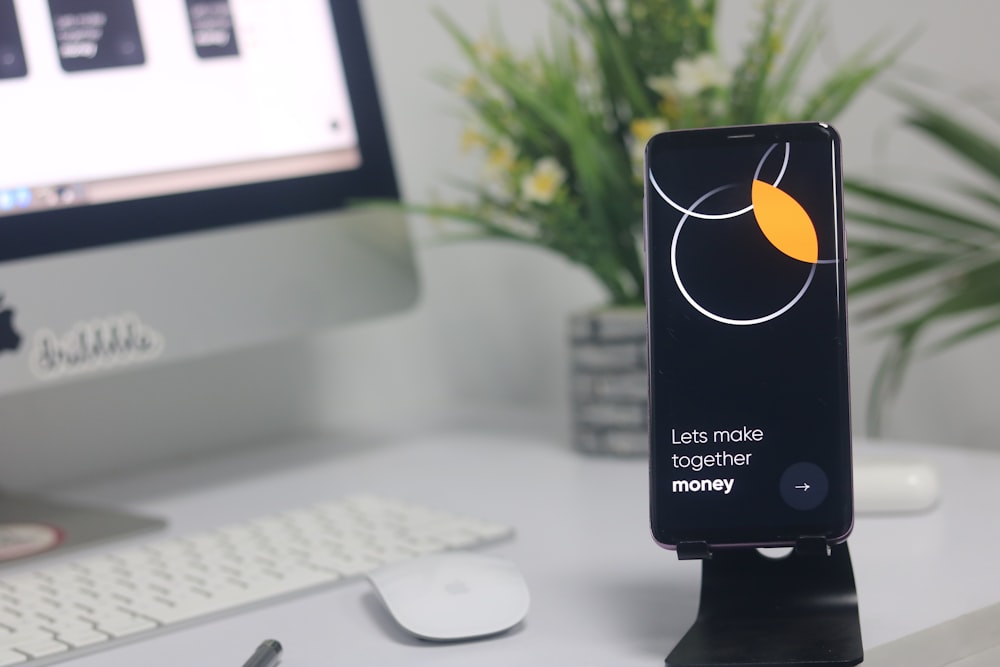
[521,157,567,205]
[647,75,676,99]
[673,52,732,97]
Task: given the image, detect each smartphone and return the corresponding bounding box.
[186,0,240,59]
[48,0,146,73]
[0,0,28,80]
[644,122,852,550]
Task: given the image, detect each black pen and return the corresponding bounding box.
[241,639,282,667]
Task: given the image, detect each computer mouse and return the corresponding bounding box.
[366,552,530,642]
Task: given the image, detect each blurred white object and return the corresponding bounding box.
[854,458,941,514]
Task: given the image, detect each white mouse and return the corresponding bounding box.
[854,458,941,514]
[366,552,530,642]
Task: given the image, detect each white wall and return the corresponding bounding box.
[309,0,1000,450]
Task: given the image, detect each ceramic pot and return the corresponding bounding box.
[569,307,648,456]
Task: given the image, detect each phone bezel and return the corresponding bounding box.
[644,122,853,550]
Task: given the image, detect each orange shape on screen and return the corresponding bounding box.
[751,179,818,264]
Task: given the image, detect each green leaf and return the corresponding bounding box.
[866,334,916,435]
[846,178,1000,236]
[894,90,1000,182]
[847,210,985,250]
[954,182,1000,213]
[847,239,908,260]
[572,0,658,120]
[728,0,782,123]
[758,5,819,117]
[799,30,909,120]
[927,311,1000,354]
[848,255,949,295]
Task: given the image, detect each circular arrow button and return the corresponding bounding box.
[780,462,829,510]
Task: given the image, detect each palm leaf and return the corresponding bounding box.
[955,183,1000,212]
[849,255,951,295]
[927,310,1000,354]
[757,5,819,117]
[799,33,908,121]
[895,89,1000,181]
[848,89,1000,432]
[846,179,1000,236]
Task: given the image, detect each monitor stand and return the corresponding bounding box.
[0,494,165,565]
[666,541,863,667]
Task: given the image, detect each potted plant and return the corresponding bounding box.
[847,86,1000,435]
[419,0,900,454]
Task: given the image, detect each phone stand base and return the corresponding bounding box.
[666,542,863,667]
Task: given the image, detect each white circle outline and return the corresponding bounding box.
[663,143,816,326]
[648,143,789,220]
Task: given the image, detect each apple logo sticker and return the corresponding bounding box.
[0,293,22,355]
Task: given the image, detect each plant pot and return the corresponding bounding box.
[569,307,648,456]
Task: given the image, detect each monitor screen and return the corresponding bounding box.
[0,0,418,491]
[0,0,397,260]
[0,0,415,395]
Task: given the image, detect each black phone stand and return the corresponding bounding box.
[665,540,863,667]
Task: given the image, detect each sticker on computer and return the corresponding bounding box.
[0,293,22,356]
[29,312,164,380]
[48,0,146,72]
[0,524,63,562]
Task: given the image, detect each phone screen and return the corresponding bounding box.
[644,123,852,549]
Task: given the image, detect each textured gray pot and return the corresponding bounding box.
[569,308,649,456]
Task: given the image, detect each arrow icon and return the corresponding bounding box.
[795,483,811,492]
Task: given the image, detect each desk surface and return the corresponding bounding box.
[23,420,1000,666]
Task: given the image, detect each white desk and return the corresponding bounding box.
[24,418,1000,666]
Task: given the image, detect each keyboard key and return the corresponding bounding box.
[52,629,109,649]
[10,639,68,659]
[0,650,26,666]
[92,615,157,638]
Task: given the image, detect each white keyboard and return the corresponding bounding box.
[0,494,514,666]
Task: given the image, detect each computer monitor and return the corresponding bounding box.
[0,0,417,560]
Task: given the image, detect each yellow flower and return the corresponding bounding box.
[628,119,668,182]
[630,118,669,145]
[460,128,486,152]
[485,139,516,175]
[456,74,482,97]
[474,37,503,62]
[521,157,566,204]
[657,97,679,120]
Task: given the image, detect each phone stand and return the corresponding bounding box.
[666,541,863,667]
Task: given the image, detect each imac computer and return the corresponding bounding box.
[0,0,417,561]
